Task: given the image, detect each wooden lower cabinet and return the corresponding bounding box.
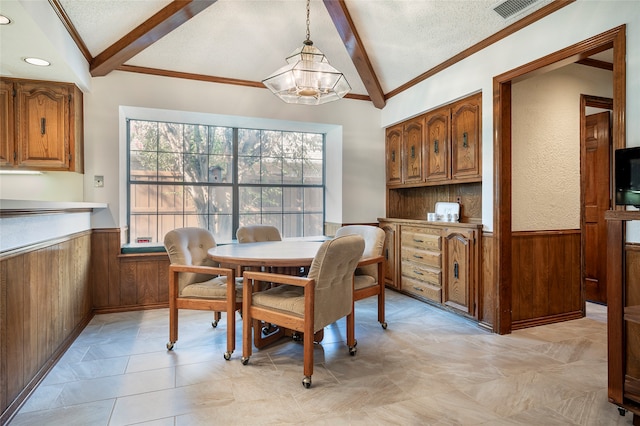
[606,211,640,424]
[381,218,480,319]
[379,219,399,289]
[443,227,478,315]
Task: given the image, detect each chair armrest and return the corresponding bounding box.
[357,255,385,267]
[243,270,312,288]
[169,264,234,278]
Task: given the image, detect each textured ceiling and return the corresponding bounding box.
[1,0,572,102]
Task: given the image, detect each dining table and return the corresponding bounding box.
[207,239,325,273]
[207,238,329,348]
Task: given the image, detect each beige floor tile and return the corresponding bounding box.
[7,291,635,426]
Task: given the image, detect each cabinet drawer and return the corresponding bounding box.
[401,259,441,286]
[402,276,442,303]
[402,226,441,251]
[401,247,441,268]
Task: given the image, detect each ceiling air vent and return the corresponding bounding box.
[493,0,539,19]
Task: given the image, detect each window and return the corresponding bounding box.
[128,119,324,244]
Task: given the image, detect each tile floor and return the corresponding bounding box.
[8,290,635,425]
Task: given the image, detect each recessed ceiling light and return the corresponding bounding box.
[0,15,11,25]
[24,57,50,67]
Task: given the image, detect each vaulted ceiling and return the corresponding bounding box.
[1,0,580,109]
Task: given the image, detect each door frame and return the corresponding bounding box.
[580,95,613,305]
[493,26,626,334]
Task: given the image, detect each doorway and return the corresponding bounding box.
[493,26,626,334]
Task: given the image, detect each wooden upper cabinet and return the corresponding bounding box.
[384,92,481,188]
[1,78,83,172]
[424,106,450,182]
[451,93,481,180]
[403,117,424,183]
[0,80,13,167]
[385,124,402,185]
[16,82,70,169]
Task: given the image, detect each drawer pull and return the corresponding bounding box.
[413,254,423,259]
[413,286,424,292]
[413,238,424,243]
[414,270,424,275]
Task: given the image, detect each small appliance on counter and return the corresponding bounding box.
[427,202,460,222]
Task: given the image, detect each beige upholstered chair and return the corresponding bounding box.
[164,227,242,360]
[241,234,365,388]
[236,225,282,243]
[335,225,387,329]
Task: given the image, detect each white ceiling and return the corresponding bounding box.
[0,0,586,104]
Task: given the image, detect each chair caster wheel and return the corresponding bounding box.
[224,351,232,361]
[618,407,626,416]
[381,322,388,329]
[241,357,250,365]
[302,376,311,388]
[166,342,174,350]
[211,320,218,328]
[292,332,302,342]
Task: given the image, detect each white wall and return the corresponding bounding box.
[381,0,640,232]
[512,63,613,231]
[84,71,384,229]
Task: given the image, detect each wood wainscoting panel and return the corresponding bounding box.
[1,232,93,424]
[92,228,170,313]
[626,244,640,381]
[512,230,582,329]
[480,232,496,330]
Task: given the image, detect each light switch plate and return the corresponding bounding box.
[94,175,104,188]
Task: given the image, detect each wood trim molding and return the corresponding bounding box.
[386,0,575,99]
[115,64,372,102]
[47,0,92,62]
[0,230,92,260]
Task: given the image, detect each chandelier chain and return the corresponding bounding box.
[305,0,311,42]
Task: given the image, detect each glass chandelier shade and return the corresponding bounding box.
[262,1,350,105]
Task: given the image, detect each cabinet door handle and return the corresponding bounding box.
[411,145,415,159]
[391,150,396,162]
[463,132,468,148]
[454,261,459,279]
[41,118,46,135]
[434,139,439,153]
[385,248,389,260]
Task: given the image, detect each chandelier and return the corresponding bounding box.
[262,0,351,105]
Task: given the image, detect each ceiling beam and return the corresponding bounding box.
[90,0,216,77]
[322,0,385,109]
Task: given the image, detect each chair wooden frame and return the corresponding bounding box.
[241,270,356,388]
[167,264,241,360]
[354,255,386,328]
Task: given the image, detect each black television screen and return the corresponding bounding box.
[615,146,640,208]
